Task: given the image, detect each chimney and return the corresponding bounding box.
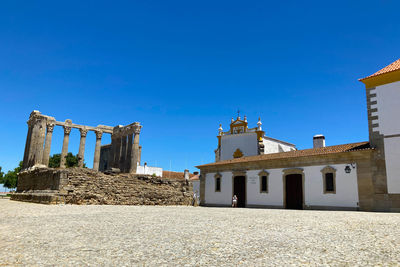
[313,135,325,148]
[184,169,189,180]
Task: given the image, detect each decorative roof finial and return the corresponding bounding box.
[257,117,262,131]
[244,115,247,122]
[218,124,223,135]
[237,109,240,119]
[231,117,234,123]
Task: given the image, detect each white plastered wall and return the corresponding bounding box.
[192,180,200,195]
[303,164,359,208]
[220,133,258,161]
[374,81,400,193]
[262,138,295,154]
[204,164,359,208]
[246,169,283,206]
[204,172,232,206]
[384,137,400,193]
[136,165,163,177]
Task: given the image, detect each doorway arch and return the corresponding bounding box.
[283,168,305,210]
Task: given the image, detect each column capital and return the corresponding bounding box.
[63,126,72,135]
[95,130,103,139]
[133,124,142,135]
[80,128,88,137]
[27,110,46,127]
[47,122,55,133]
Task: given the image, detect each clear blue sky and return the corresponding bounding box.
[0,1,399,185]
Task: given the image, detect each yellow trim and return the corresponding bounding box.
[360,69,400,88]
[230,118,248,134]
[217,136,221,147]
[233,148,244,158]
[256,130,264,141]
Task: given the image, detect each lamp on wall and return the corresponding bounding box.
[345,163,356,174]
[345,165,351,173]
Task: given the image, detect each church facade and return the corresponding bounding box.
[196,58,400,212]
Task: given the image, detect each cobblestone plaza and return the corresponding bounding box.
[1,199,399,266]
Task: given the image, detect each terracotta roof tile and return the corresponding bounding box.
[360,58,400,80]
[197,141,371,168]
[190,174,200,181]
[162,170,195,179]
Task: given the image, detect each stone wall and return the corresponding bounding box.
[12,167,192,205]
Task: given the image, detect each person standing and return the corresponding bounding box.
[192,191,197,206]
[232,195,238,208]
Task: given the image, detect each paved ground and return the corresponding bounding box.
[1,200,400,266]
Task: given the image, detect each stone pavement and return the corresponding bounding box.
[1,199,399,266]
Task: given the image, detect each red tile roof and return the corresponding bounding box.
[190,174,200,181]
[197,142,371,168]
[360,58,400,80]
[162,170,195,179]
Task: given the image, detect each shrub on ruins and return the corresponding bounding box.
[48,153,86,168]
[0,161,22,189]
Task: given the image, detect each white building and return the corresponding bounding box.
[197,58,400,212]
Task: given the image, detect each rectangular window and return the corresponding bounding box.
[260,176,268,192]
[215,177,221,192]
[325,173,334,192]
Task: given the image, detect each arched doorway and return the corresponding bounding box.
[283,169,304,210]
[233,176,246,207]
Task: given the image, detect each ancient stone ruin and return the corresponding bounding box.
[13,110,192,205]
[22,110,142,172]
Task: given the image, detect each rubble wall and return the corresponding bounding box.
[12,168,192,205]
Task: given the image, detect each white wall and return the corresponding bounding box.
[384,137,400,193]
[136,165,163,177]
[303,164,359,208]
[374,81,400,193]
[204,172,232,206]
[246,169,283,206]
[204,164,359,208]
[263,138,295,154]
[220,132,258,161]
[192,180,200,195]
[374,81,400,135]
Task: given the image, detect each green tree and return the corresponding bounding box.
[1,161,22,189]
[0,166,4,184]
[48,153,85,168]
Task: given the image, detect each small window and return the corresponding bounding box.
[258,170,269,193]
[325,173,334,192]
[261,176,268,192]
[215,177,221,192]
[321,166,336,194]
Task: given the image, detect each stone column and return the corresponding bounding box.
[22,122,33,169]
[78,128,88,168]
[42,122,55,166]
[129,124,142,173]
[60,125,72,169]
[110,126,122,169]
[93,130,103,171]
[125,133,133,173]
[24,111,47,168]
[138,146,142,166]
[119,134,127,172]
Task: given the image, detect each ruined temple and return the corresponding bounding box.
[13,110,192,205]
[22,110,143,173]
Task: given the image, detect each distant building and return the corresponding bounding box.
[197,58,400,212]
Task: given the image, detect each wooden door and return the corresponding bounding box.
[233,176,246,207]
[285,174,303,209]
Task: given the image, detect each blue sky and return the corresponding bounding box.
[0,1,399,189]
